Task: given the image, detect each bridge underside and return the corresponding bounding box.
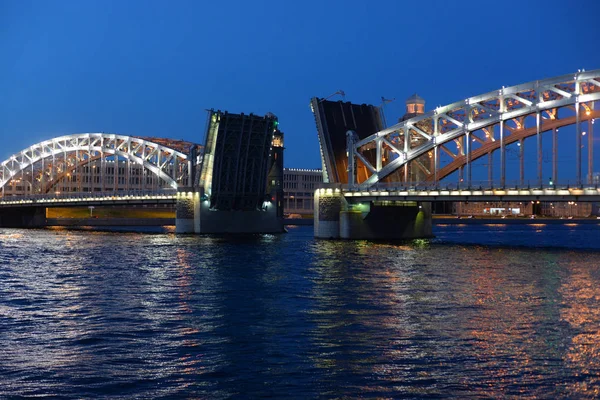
[314,188,433,240]
[343,188,600,203]
[0,193,177,228]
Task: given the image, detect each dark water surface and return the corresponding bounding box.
[1,224,599,398]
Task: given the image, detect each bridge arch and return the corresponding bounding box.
[349,69,600,189]
[0,133,192,195]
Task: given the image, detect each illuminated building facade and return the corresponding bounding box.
[2,159,176,196]
[456,200,593,218]
[283,168,323,216]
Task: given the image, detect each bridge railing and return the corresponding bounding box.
[343,180,600,192]
[0,189,177,204]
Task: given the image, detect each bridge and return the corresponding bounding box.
[1,71,598,236]
[0,133,197,196]
[312,69,600,239]
[0,190,177,208]
[0,111,286,232]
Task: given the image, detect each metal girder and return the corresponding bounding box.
[349,70,600,189]
[0,133,190,193]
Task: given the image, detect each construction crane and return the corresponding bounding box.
[379,96,395,128]
[320,90,346,102]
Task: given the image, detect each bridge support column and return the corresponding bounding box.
[314,187,433,240]
[179,186,284,234]
[339,201,432,240]
[0,206,47,228]
[314,186,344,239]
[175,187,200,234]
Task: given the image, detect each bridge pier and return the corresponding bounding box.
[314,187,344,239]
[175,186,285,234]
[314,187,433,240]
[0,206,46,228]
[175,187,201,234]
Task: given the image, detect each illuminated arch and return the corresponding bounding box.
[349,69,600,188]
[0,133,190,192]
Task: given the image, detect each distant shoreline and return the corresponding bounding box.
[433,216,600,225]
[284,217,600,226]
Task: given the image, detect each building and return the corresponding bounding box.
[283,168,323,217]
[2,158,178,196]
[456,201,534,217]
[540,201,593,218]
[400,94,433,183]
[456,200,593,218]
[401,93,426,121]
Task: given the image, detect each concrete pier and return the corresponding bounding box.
[314,187,344,239]
[174,110,285,235]
[0,206,46,228]
[175,186,285,234]
[314,188,433,240]
[175,188,200,233]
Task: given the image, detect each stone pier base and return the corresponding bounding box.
[0,206,47,228]
[175,188,200,233]
[314,188,344,239]
[175,187,284,234]
[314,188,433,240]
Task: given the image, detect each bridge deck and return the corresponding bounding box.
[341,186,600,202]
[0,190,177,208]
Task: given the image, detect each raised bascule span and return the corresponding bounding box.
[312,70,600,239]
[175,110,285,234]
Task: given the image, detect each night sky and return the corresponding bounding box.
[1,0,599,170]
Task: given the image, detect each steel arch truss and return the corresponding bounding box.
[348,70,600,189]
[0,133,190,194]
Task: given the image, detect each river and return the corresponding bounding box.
[1,224,599,398]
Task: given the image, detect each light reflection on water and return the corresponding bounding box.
[0,224,599,398]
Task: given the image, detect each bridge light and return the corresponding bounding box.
[582,131,587,136]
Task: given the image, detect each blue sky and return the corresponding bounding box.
[1,0,599,170]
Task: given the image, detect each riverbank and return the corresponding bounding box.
[433,216,600,225]
[285,216,600,226]
[46,217,175,226]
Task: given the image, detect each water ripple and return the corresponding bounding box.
[0,225,599,398]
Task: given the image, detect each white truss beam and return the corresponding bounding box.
[0,133,190,193]
[349,69,600,189]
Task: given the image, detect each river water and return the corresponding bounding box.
[1,224,599,398]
